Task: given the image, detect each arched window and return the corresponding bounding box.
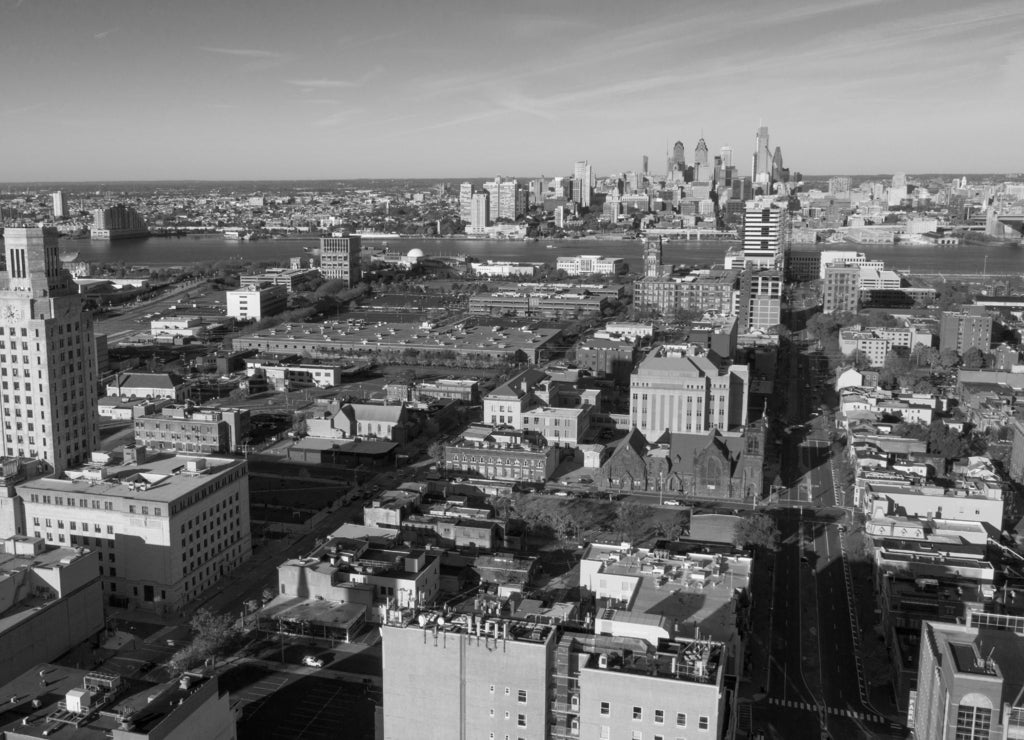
[956,693,994,740]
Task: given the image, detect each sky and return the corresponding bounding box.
[1,0,1022,181]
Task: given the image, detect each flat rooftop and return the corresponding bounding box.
[387,611,556,645]
[16,453,243,505]
[0,664,216,739]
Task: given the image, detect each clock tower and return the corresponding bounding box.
[0,227,99,475]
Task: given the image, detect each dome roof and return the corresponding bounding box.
[407,248,425,259]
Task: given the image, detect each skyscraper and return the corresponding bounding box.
[771,146,786,185]
[319,234,362,286]
[741,198,787,269]
[752,126,771,183]
[668,141,686,182]
[51,191,67,220]
[0,227,100,475]
[470,192,490,229]
[483,177,526,221]
[573,160,593,208]
[693,138,709,167]
[720,146,733,168]
[458,182,476,222]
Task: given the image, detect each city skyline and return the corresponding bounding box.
[1,0,1022,181]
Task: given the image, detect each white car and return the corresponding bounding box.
[664,500,681,506]
[302,655,324,668]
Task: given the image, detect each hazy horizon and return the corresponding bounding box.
[2,0,1022,181]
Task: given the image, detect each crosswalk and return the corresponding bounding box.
[767,697,888,724]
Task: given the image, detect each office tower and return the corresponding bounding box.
[822,264,860,314]
[51,191,67,219]
[771,147,785,184]
[939,306,992,354]
[741,198,787,268]
[458,182,475,222]
[89,204,149,240]
[17,451,251,610]
[629,348,749,438]
[731,176,752,201]
[667,140,686,182]
[642,155,648,174]
[643,237,663,278]
[573,160,593,208]
[319,234,361,286]
[753,125,771,181]
[914,614,1024,740]
[892,172,907,190]
[483,176,526,221]
[0,227,100,475]
[720,146,733,168]
[694,137,709,167]
[470,192,490,229]
[528,177,545,206]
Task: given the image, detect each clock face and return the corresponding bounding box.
[3,305,20,322]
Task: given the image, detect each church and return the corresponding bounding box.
[595,418,766,501]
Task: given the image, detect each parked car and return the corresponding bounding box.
[302,655,324,668]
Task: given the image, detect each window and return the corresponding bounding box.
[489,685,495,694]
[517,715,526,728]
[676,713,687,728]
[698,715,709,730]
[517,690,527,704]
[633,706,642,721]
[654,709,664,724]
[600,702,610,716]
[956,701,993,740]
[504,687,510,696]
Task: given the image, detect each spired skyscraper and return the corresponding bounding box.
[0,227,100,475]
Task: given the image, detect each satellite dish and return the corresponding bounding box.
[59,250,79,263]
[437,616,446,627]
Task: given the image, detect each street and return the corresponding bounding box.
[747,329,905,739]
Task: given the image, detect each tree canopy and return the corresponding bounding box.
[733,513,780,552]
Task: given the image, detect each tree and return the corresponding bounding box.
[938,348,961,370]
[911,345,940,370]
[733,513,780,552]
[615,502,650,543]
[962,347,985,370]
[169,608,239,672]
[427,441,445,465]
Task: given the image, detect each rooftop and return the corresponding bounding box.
[0,664,218,740]
[16,453,243,505]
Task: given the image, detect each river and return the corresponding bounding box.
[47,234,1023,277]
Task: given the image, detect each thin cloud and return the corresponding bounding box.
[94,27,119,39]
[287,79,359,89]
[286,68,382,90]
[201,46,285,60]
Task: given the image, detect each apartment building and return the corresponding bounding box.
[134,406,250,454]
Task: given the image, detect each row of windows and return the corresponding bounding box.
[598,704,709,730]
[33,518,117,533]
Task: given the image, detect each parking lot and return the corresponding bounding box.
[223,664,376,739]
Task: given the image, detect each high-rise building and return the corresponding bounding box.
[694,137,709,167]
[458,182,476,222]
[51,191,67,219]
[483,176,526,221]
[822,264,860,314]
[0,227,100,475]
[319,234,362,286]
[939,306,992,355]
[913,613,1024,740]
[643,237,663,278]
[741,198,787,269]
[667,141,686,183]
[738,267,783,332]
[771,146,786,184]
[470,192,490,229]
[90,204,149,240]
[642,154,649,174]
[573,161,593,208]
[752,125,771,182]
[629,347,748,438]
[720,146,733,168]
